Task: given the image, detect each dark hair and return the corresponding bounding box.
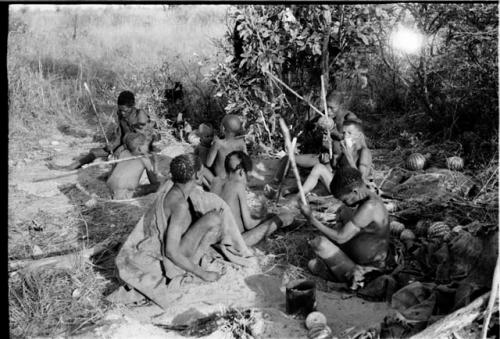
[117,91,135,106]
[225,151,253,174]
[343,120,363,133]
[330,167,364,198]
[170,154,202,184]
[125,132,147,155]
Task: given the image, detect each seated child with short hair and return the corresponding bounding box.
[205,114,247,178]
[193,123,216,189]
[106,132,161,200]
[212,151,294,246]
[299,167,389,284]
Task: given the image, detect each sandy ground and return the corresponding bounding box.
[9,130,391,338]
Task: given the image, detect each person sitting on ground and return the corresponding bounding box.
[173,112,192,143]
[47,90,160,170]
[266,92,361,197]
[298,167,389,285]
[115,153,254,309]
[211,151,294,246]
[288,120,373,198]
[106,132,161,200]
[325,92,362,167]
[193,123,216,189]
[205,114,247,178]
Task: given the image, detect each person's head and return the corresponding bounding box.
[225,151,253,182]
[170,153,202,184]
[125,132,149,155]
[117,91,135,115]
[342,120,365,146]
[326,92,342,116]
[221,114,243,137]
[133,109,149,132]
[329,167,367,206]
[197,123,214,146]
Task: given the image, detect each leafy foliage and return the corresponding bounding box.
[208,4,497,164]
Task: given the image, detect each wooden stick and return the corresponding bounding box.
[275,139,296,204]
[321,75,333,159]
[265,71,325,117]
[9,238,121,273]
[279,118,307,206]
[34,154,155,182]
[481,254,500,339]
[84,82,110,148]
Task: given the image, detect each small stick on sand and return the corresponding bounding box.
[279,118,307,206]
[35,154,156,182]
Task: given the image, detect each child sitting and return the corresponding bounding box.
[205,114,247,178]
[193,123,216,189]
[298,167,389,284]
[212,151,294,246]
[106,132,161,200]
[297,120,373,197]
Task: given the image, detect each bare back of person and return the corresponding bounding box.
[219,180,246,233]
[107,150,148,199]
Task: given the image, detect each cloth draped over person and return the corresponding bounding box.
[115,179,252,309]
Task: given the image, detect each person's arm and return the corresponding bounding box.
[237,184,260,230]
[205,138,219,168]
[106,112,123,153]
[163,202,211,280]
[340,140,357,169]
[300,201,376,244]
[357,148,372,182]
[141,157,160,185]
[345,111,361,123]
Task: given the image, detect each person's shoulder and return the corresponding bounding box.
[359,195,384,213]
[164,191,188,209]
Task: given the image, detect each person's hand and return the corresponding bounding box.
[319,152,330,164]
[201,270,221,282]
[206,207,224,218]
[299,200,312,219]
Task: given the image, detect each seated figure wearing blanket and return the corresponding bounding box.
[115,153,253,309]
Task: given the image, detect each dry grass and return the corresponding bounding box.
[8,5,229,162]
[9,261,111,338]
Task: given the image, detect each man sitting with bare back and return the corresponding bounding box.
[299,167,389,285]
[106,132,161,200]
[212,151,294,246]
[205,114,247,178]
[116,154,254,309]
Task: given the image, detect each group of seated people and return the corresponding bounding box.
[50,90,389,308]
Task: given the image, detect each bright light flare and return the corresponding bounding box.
[390,27,424,54]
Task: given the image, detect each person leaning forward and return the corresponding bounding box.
[47,90,160,171]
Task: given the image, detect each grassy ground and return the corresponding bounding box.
[8,5,229,337]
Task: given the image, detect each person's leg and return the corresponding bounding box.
[300,163,334,195]
[179,213,222,263]
[201,166,215,190]
[272,154,320,183]
[113,189,134,200]
[242,211,294,247]
[309,235,357,282]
